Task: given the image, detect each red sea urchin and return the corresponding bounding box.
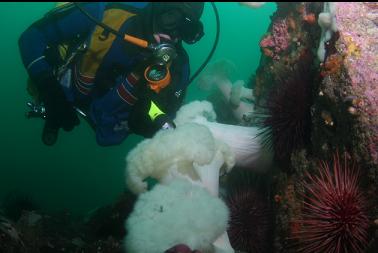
[257,64,314,162]
[293,153,369,253]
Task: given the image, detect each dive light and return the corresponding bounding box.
[148,100,176,130]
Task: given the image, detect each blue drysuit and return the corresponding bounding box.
[18,2,190,146]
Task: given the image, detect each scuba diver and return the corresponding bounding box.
[18,2,207,146]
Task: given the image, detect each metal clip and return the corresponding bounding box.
[26,101,46,119]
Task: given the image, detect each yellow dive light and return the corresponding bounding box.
[148,101,176,130]
[148,101,165,121]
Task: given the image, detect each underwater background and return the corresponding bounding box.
[2,2,378,252]
[0,2,276,216]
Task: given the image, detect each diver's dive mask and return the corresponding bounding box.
[180,17,204,44]
[153,3,204,44]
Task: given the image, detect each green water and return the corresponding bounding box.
[0,2,276,215]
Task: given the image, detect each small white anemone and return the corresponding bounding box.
[317,2,338,62]
[196,60,255,125]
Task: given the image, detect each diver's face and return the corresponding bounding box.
[154,9,184,43]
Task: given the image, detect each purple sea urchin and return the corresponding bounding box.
[165,244,202,253]
[257,64,314,162]
[292,153,369,253]
[226,189,273,253]
[224,169,274,253]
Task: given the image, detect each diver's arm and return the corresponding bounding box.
[89,54,190,145]
[89,72,140,146]
[18,3,105,80]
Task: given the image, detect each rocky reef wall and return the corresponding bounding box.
[252,2,378,252]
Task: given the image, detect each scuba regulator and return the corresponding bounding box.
[122,34,177,95]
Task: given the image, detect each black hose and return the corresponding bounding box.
[73,2,124,38]
[188,2,220,84]
[73,2,220,85]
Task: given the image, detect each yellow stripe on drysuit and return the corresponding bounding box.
[79,8,136,78]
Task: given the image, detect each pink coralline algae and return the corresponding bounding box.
[260,19,291,58]
[335,2,378,164]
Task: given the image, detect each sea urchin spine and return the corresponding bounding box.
[293,153,369,253]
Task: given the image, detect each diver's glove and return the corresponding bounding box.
[33,73,79,131]
[152,109,176,130]
[128,95,176,138]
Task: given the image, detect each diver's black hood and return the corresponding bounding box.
[152,2,204,22]
[151,2,205,43]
